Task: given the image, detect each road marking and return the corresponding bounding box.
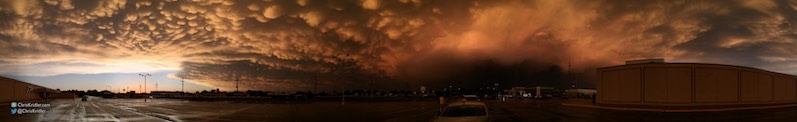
[103,100,182,122]
[36,101,69,121]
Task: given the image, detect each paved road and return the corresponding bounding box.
[4,97,797,122]
[3,96,168,122]
[4,97,440,122]
[487,99,797,121]
[125,99,440,122]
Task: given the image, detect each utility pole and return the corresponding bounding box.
[155,80,158,92]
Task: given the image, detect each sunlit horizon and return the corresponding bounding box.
[0,70,217,93]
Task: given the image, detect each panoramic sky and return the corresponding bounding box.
[2,0,797,92]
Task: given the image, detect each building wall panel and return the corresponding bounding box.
[758,75,773,101]
[603,69,642,102]
[644,68,692,103]
[597,72,603,102]
[773,76,795,101]
[695,68,739,103]
[14,82,31,101]
[12,81,43,101]
[666,68,693,103]
[741,71,772,102]
[644,68,667,102]
[14,81,25,101]
[740,72,757,101]
[0,78,14,102]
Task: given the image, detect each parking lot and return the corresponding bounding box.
[3,97,797,122]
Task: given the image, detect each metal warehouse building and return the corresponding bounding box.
[596,59,797,107]
[0,76,57,103]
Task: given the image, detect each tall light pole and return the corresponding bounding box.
[569,57,572,88]
[139,73,151,102]
[155,80,158,92]
[235,75,239,92]
[567,42,575,89]
[332,54,356,105]
[181,77,185,93]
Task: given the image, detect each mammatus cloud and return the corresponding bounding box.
[2,0,797,90]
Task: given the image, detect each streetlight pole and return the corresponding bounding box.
[235,75,239,92]
[342,77,345,105]
[139,73,151,102]
[339,59,345,105]
[181,77,185,93]
[333,54,356,105]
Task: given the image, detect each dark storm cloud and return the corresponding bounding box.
[2,0,797,90]
[649,0,797,74]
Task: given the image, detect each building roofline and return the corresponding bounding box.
[597,62,797,78]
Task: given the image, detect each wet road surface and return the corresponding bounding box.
[3,97,797,122]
